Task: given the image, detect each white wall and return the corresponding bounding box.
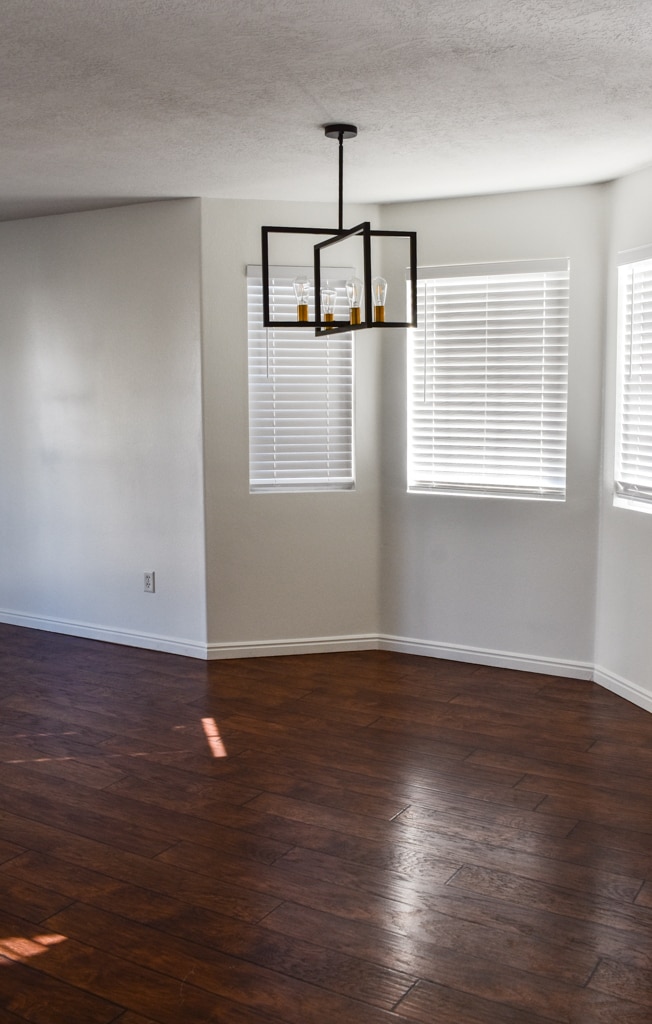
[594,168,652,711]
[378,186,607,675]
[0,200,207,654]
[200,199,381,655]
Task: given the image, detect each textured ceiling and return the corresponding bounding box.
[2,0,652,220]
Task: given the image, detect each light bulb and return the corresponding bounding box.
[293,276,310,322]
[321,282,337,327]
[372,277,387,322]
[346,277,363,325]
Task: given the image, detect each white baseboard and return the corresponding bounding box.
[2,610,649,714]
[593,665,652,714]
[378,634,593,679]
[205,634,380,660]
[0,609,207,660]
[206,631,592,679]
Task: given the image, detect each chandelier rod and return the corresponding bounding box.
[324,123,358,232]
[338,131,344,231]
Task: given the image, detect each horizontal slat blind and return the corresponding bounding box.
[615,258,652,507]
[408,262,569,498]
[248,267,354,491]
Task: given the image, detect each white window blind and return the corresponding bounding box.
[248,266,354,492]
[615,252,652,511]
[408,260,570,499]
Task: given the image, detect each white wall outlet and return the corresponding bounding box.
[144,571,155,593]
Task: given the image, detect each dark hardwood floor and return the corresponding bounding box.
[0,623,651,1023]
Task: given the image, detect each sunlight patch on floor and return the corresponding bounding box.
[0,933,67,963]
[201,717,228,758]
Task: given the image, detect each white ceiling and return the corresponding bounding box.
[2,0,652,221]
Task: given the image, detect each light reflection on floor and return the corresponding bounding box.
[201,716,228,757]
[0,933,67,963]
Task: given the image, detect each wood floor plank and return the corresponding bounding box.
[636,881,652,908]
[0,765,360,874]
[263,897,600,987]
[106,757,408,822]
[569,819,652,861]
[533,789,652,833]
[391,979,553,1024]
[262,905,632,1024]
[238,768,414,821]
[0,803,173,868]
[0,705,115,749]
[51,881,420,1009]
[276,835,643,902]
[275,843,461,894]
[0,764,295,866]
[217,747,534,811]
[157,835,460,910]
[0,1005,41,1024]
[103,763,263,812]
[394,791,575,837]
[0,850,128,902]
[0,785,175,859]
[586,739,652,769]
[46,900,418,1015]
[0,945,122,1024]
[0,735,129,790]
[588,956,652,1005]
[0,871,74,924]
[0,693,154,748]
[235,739,528,788]
[217,709,477,771]
[369,713,598,760]
[449,686,650,739]
[0,918,286,1024]
[155,838,425,926]
[1,846,283,925]
[0,838,25,864]
[110,1016,161,1024]
[468,743,652,790]
[521,773,652,825]
[395,976,652,1024]
[447,863,652,936]
[246,789,577,855]
[218,729,479,793]
[368,709,599,754]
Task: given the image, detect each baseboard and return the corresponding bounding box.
[205,634,381,660]
[0,609,208,660]
[378,634,594,679]
[593,665,652,714]
[205,631,592,679]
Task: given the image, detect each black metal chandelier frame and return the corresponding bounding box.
[261,123,418,337]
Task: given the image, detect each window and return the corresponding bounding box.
[615,248,652,512]
[248,266,354,492]
[408,259,570,499]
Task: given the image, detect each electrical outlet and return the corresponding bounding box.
[144,572,155,593]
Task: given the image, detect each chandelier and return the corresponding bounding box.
[261,123,417,336]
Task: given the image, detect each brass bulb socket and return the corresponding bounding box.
[374,305,385,323]
[297,303,309,322]
[323,312,334,330]
[349,307,361,325]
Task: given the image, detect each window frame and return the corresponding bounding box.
[614,245,652,514]
[407,258,570,500]
[247,265,355,494]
